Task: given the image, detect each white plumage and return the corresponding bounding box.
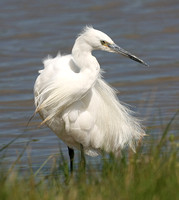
[34,26,147,161]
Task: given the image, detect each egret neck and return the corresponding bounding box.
[72,37,100,92]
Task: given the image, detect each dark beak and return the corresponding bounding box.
[108,43,148,66]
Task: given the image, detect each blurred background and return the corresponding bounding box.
[0,0,179,172]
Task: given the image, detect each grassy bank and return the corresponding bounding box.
[0,115,178,200]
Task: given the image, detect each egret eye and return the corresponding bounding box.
[100,40,106,45]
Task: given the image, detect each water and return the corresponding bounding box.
[0,0,179,171]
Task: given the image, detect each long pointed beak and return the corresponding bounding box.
[108,43,148,66]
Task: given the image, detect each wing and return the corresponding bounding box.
[92,78,145,152]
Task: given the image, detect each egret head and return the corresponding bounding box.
[78,26,148,66]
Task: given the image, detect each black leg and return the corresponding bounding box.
[68,146,74,173]
[80,144,86,170]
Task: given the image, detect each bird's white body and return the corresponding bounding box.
[34,27,145,157]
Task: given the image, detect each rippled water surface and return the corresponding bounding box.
[0,0,179,170]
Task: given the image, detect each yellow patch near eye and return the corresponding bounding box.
[101,40,109,47]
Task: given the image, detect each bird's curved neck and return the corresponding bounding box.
[72,37,100,90]
[72,37,100,72]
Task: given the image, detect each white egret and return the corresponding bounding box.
[34,26,148,172]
